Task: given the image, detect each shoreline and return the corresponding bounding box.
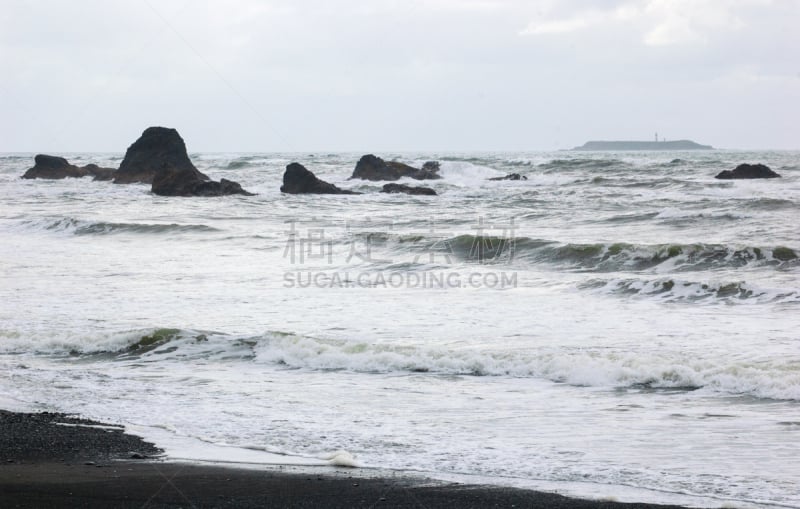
[0,410,698,508]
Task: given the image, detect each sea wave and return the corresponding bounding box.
[222,155,273,169]
[587,176,685,188]
[538,158,629,171]
[741,197,799,211]
[580,277,800,304]
[226,160,252,169]
[16,217,220,236]
[7,327,798,401]
[502,159,535,167]
[653,207,749,222]
[436,160,505,182]
[328,232,799,271]
[436,236,798,271]
[603,212,662,223]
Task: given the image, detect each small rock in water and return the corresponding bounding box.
[281,162,360,194]
[21,155,116,180]
[381,183,437,196]
[351,154,441,181]
[488,173,527,181]
[715,163,781,179]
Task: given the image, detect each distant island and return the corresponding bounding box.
[572,140,713,151]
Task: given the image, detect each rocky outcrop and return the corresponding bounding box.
[381,183,437,196]
[21,155,116,180]
[114,127,206,184]
[715,163,781,179]
[281,163,359,194]
[421,161,440,173]
[152,167,254,197]
[82,164,117,181]
[489,173,527,181]
[22,155,86,179]
[350,155,441,181]
[112,126,251,196]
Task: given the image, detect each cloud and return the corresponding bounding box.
[520,16,591,35]
[640,0,754,46]
[0,0,797,150]
[519,0,771,46]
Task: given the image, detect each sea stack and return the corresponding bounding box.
[114,127,204,185]
[350,155,441,181]
[281,162,360,194]
[715,163,781,179]
[115,126,253,196]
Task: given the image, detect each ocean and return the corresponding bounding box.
[0,150,798,508]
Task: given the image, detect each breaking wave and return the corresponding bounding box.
[17,217,220,236]
[327,231,799,272]
[7,328,798,401]
[538,158,629,171]
[427,235,798,271]
[741,197,799,211]
[580,277,800,304]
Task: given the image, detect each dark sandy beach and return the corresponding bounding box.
[0,410,693,508]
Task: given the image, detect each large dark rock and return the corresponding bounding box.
[152,167,254,197]
[381,183,437,196]
[281,163,360,194]
[351,155,441,181]
[489,173,527,181]
[115,127,207,184]
[112,126,251,196]
[22,155,87,179]
[715,163,781,179]
[21,155,116,180]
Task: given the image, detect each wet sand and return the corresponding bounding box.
[0,410,692,508]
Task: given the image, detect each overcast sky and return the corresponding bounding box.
[1,0,798,152]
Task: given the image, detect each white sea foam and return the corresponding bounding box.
[321,450,360,467]
[2,325,799,401]
[586,276,800,304]
[248,333,800,400]
[436,160,505,184]
[0,327,149,355]
[654,207,749,221]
